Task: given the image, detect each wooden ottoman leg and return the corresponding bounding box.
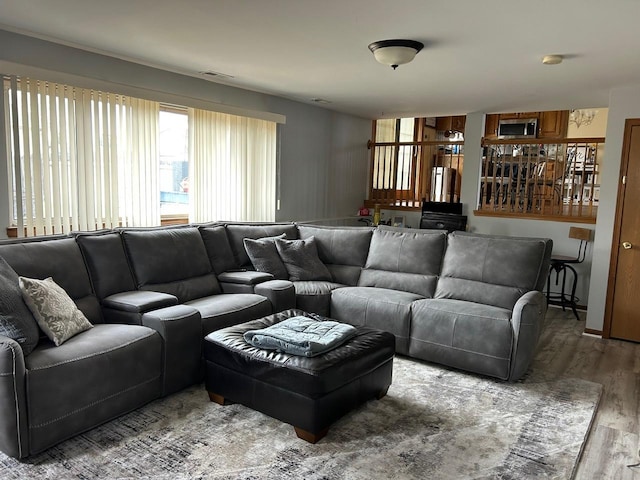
[376,387,389,400]
[294,426,329,444]
[208,391,232,405]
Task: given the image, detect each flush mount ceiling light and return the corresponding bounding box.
[542,54,563,65]
[368,39,424,70]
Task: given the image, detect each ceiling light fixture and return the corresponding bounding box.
[542,55,563,65]
[368,39,424,70]
[569,109,598,128]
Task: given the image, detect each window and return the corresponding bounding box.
[3,75,277,236]
[368,117,464,208]
[159,108,189,216]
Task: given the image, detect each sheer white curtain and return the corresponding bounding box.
[188,108,276,222]
[4,75,159,236]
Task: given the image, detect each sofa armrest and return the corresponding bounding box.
[101,291,179,325]
[142,305,202,396]
[0,335,29,459]
[218,270,274,285]
[508,290,547,381]
[103,290,179,312]
[254,280,296,313]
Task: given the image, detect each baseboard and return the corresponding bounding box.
[583,328,602,337]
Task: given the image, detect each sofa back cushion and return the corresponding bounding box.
[435,231,552,310]
[0,236,103,324]
[297,225,373,285]
[358,227,446,297]
[122,227,221,302]
[199,225,238,274]
[76,231,136,299]
[225,223,298,268]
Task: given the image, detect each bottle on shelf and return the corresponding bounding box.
[372,204,381,226]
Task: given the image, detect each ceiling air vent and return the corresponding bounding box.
[200,71,235,80]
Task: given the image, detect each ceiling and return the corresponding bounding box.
[1,0,638,119]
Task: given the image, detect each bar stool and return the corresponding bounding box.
[546,227,592,319]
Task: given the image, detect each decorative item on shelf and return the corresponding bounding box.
[569,109,598,129]
[372,204,381,226]
[392,215,405,228]
[358,206,370,216]
[368,39,424,70]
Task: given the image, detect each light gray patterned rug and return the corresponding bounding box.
[0,357,601,480]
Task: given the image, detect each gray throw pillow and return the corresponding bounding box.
[275,237,332,282]
[243,235,288,280]
[19,276,93,346]
[0,256,40,355]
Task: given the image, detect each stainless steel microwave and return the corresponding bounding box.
[497,118,538,139]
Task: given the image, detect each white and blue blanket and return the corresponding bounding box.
[243,316,357,357]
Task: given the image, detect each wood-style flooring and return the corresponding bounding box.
[535,307,640,479]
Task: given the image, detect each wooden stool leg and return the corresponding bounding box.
[294,426,329,444]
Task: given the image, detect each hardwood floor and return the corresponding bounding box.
[535,307,640,479]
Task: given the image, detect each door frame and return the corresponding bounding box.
[602,118,640,338]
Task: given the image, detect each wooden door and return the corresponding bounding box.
[606,119,640,341]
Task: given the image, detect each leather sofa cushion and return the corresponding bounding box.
[225,223,298,268]
[185,293,272,336]
[409,298,513,379]
[25,324,161,453]
[76,231,136,299]
[199,225,238,274]
[436,232,551,310]
[330,286,424,355]
[358,228,446,297]
[122,227,221,301]
[0,237,102,324]
[297,225,373,267]
[293,281,345,317]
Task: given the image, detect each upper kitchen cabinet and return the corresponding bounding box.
[484,110,569,139]
[538,110,570,138]
[484,114,499,138]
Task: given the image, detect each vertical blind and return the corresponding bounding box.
[189,109,276,222]
[3,74,278,236]
[3,75,160,236]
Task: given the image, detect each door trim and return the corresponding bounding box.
[603,118,640,338]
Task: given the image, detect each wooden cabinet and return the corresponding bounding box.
[484,114,499,138]
[538,110,569,139]
[484,110,570,139]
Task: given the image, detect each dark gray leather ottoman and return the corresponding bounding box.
[204,308,395,443]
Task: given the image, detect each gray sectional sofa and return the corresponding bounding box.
[0,222,551,458]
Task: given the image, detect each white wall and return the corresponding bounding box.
[0,29,370,233]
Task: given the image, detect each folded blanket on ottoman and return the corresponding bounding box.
[243,315,357,357]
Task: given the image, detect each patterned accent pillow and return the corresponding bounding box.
[243,234,288,280]
[275,237,332,282]
[19,276,93,346]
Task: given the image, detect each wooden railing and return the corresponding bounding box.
[476,137,604,222]
[367,139,464,208]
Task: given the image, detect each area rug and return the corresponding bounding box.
[0,357,601,480]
